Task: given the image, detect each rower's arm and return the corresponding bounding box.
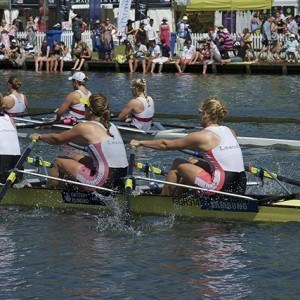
[118,99,138,121]
[56,92,77,119]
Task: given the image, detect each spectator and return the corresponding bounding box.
[133,39,148,73]
[146,40,161,72]
[103,17,118,61]
[35,39,50,72]
[286,15,298,36]
[71,14,87,56]
[14,38,35,68]
[134,22,148,46]
[0,20,10,50]
[8,19,18,43]
[0,42,7,60]
[6,39,21,67]
[202,40,222,75]
[58,41,72,72]
[26,16,37,46]
[250,14,261,34]
[241,27,254,61]
[145,19,156,47]
[295,15,300,36]
[125,19,136,49]
[176,16,191,54]
[270,17,281,61]
[116,40,134,72]
[47,39,60,71]
[274,11,284,34]
[190,42,210,64]
[257,15,272,60]
[283,34,299,62]
[98,21,106,61]
[159,17,170,47]
[175,39,195,74]
[150,39,172,73]
[217,28,234,58]
[91,19,101,52]
[71,42,91,71]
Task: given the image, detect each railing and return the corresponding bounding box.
[17,30,93,53]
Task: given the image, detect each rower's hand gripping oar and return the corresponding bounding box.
[0,138,38,202]
[124,147,136,226]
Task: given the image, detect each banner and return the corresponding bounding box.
[58,0,71,23]
[89,0,102,23]
[117,0,132,42]
[135,0,148,21]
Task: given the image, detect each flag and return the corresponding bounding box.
[117,0,132,42]
[89,0,101,23]
[58,0,70,23]
[135,0,148,21]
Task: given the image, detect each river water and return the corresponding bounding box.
[0,70,299,299]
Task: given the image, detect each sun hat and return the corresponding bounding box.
[182,16,188,21]
[68,72,88,82]
[222,28,229,34]
[162,17,168,21]
[290,34,295,38]
[217,24,224,28]
[70,11,77,20]
[11,39,17,43]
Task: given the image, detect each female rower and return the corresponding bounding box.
[130,97,246,196]
[55,72,91,120]
[118,79,154,131]
[3,76,29,116]
[32,93,128,191]
[0,92,21,183]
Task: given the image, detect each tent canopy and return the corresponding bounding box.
[186,0,274,11]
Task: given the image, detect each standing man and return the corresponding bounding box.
[177,16,191,55]
[145,19,156,47]
[71,14,87,57]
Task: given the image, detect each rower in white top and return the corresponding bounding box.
[3,76,29,116]
[118,78,155,131]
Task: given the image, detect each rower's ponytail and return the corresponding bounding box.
[130,78,147,98]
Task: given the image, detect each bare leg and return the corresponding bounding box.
[175,59,182,73]
[60,59,64,72]
[76,58,85,71]
[142,59,146,73]
[158,63,163,73]
[150,62,156,73]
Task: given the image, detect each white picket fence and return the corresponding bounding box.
[16,30,93,52]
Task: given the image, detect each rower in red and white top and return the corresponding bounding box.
[56,72,91,120]
[118,79,155,131]
[3,76,29,116]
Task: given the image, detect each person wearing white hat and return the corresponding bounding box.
[283,33,299,62]
[176,15,191,55]
[55,72,92,120]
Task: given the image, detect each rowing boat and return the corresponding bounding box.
[1,178,299,222]
[15,117,300,149]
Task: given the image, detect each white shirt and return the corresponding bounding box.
[134,44,148,58]
[149,44,161,57]
[181,44,196,59]
[145,24,156,41]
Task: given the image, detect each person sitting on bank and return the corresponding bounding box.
[3,76,29,116]
[6,39,22,67]
[0,92,21,184]
[150,39,172,73]
[118,79,154,131]
[202,40,222,75]
[71,42,92,71]
[145,39,161,72]
[32,93,128,191]
[47,39,60,72]
[35,39,50,72]
[133,39,148,73]
[175,39,196,73]
[130,97,246,196]
[55,72,91,120]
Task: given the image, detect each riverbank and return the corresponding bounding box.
[1,58,300,75]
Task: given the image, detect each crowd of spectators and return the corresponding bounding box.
[0,11,299,73]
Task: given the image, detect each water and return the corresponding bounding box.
[0,70,299,298]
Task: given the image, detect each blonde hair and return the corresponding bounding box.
[130,79,147,97]
[200,97,228,124]
[89,93,112,135]
[7,76,22,90]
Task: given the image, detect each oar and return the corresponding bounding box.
[16,119,68,129]
[160,123,202,130]
[124,147,136,226]
[15,170,116,193]
[134,176,256,201]
[246,165,300,187]
[12,110,57,118]
[0,138,38,202]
